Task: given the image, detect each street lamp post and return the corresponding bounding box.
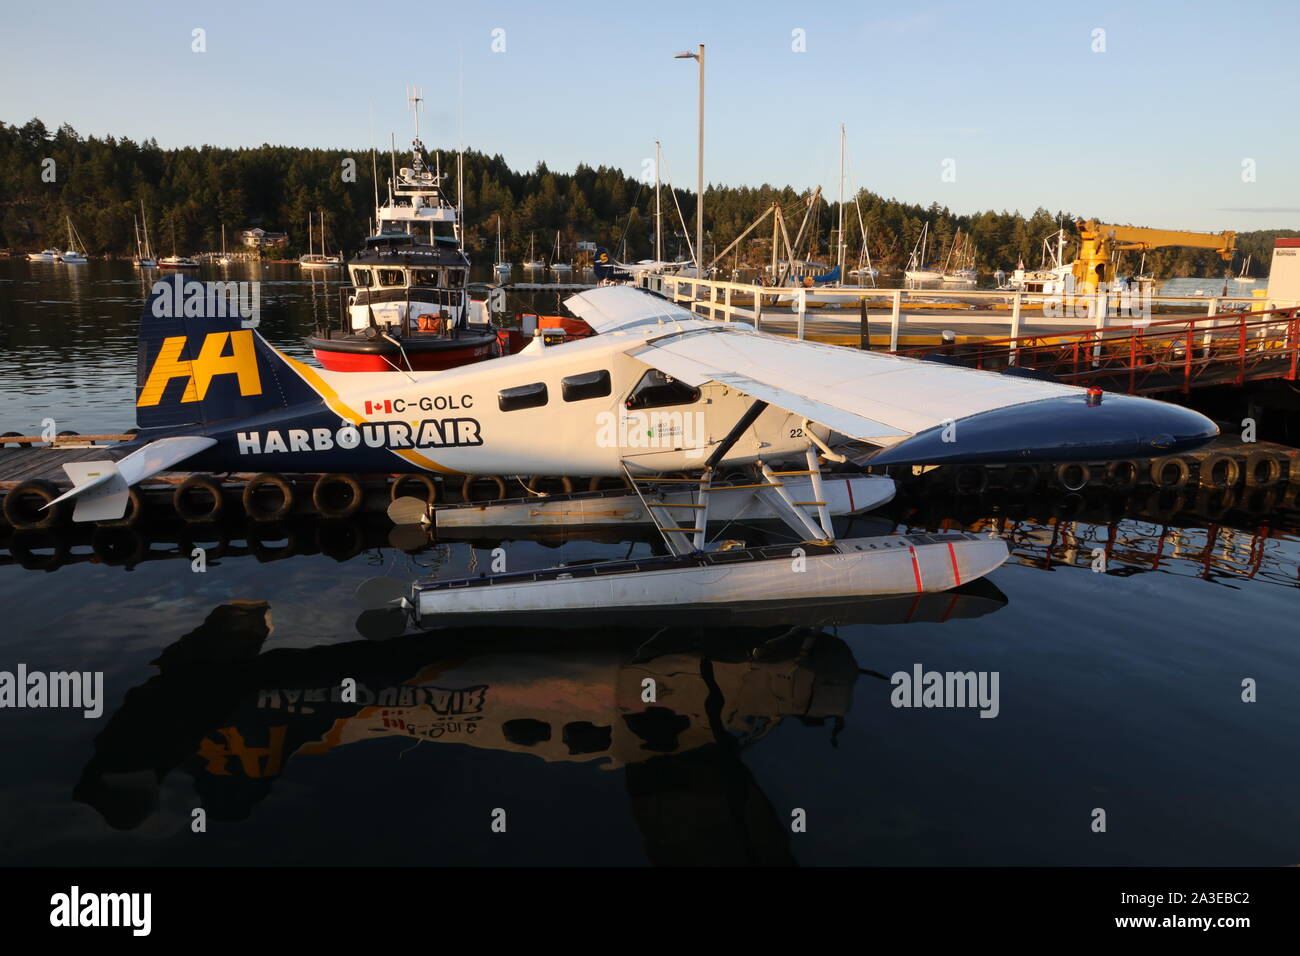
[674,44,704,274]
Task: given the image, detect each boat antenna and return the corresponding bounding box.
[389,132,397,202]
[369,100,379,224]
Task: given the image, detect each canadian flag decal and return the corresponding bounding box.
[364,400,393,415]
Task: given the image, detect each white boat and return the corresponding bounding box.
[134,202,157,267]
[904,222,942,281]
[217,224,232,266]
[1003,229,1072,295]
[1233,254,1256,283]
[27,249,60,262]
[158,255,198,269]
[493,217,511,274]
[407,532,1009,627]
[58,217,87,263]
[550,230,573,274]
[299,211,342,269]
[523,233,545,271]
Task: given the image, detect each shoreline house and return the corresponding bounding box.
[240,227,289,250]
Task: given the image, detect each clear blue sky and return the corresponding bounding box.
[2,0,1297,231]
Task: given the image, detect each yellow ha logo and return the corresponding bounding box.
[137,331,262,407]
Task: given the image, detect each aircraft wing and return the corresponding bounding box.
[568,287,1219,464]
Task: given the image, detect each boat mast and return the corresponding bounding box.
[655,140,663,263]
[837,124,845,281]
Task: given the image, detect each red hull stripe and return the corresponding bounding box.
[845,478,855,512]
[947,541,962,586]
[908,545,923,593]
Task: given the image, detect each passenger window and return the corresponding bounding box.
[562,370,611,402]
[353,268,372,288]
[378,269,405,286]
[625,368,700,410]
[499,382,548,412]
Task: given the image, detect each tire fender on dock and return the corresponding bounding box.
[462,475,506,502]
[1105,460,1140,492]
[1198,454,1241,490]
[3,479,67,530]
[173,476,224,522]
[242,473,295,522]
[1150,456,1191,490]
[1054,462,1090,492]
[391,473,438,505]
[312,473,364,519]
[1243,450,1282,489]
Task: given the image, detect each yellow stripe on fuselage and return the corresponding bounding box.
[279,352,460,475]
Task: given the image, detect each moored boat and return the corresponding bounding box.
[304,105,500,372]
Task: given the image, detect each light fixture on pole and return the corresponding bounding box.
[674,44,704,274]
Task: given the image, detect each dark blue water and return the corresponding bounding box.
[1,259,1297,866]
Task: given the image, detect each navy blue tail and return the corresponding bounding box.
[136,274,319,433]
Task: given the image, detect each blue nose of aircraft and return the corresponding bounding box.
[863,392,1219,466]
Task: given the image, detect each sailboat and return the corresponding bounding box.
[59,217,87,263]
[27,248,60,262]
[904,222,942,281]
[493,217,511,275]
[1233,254,1256,283]
[217,224,232,266]
[940,229,975,285]
[550,230,573,275]
[299,211,342,269]
[158,219,198,268]
[134,201,157,268]
[523,233,545,271]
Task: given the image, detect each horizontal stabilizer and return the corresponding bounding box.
[47,435,217,522]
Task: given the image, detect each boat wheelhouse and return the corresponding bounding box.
[304,115,499,372]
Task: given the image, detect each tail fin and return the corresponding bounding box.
[136,274,318,433]
[593,246,623,282]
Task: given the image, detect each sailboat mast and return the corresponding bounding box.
[837,124,845,278]
[655,140,663,263]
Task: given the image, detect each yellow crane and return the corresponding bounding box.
[1072,219,1236,292]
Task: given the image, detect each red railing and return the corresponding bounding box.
[894,306,1300,395]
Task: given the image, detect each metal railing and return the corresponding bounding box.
[636,272,1295,352]
[894,306,1300,395]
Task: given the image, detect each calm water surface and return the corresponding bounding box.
[0,259,1297,866]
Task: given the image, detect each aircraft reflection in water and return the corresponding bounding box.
[75,586,1005,864]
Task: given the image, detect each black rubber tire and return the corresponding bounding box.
[462,475,506,501]
[1198,454,1241,490]
[1004,464,1038,494]
[242,473,294,522]
[312,473,364,519]
[3,480,66,530]
[1,432,32,448]
[1243,450,1282,489]
[1105,460,1140,492]
[1150,456,1191,490]
[526,475,575,496]
[391,473,438,504]
[94,486,145,527]
[1054,462,1090,492]
[173,476,224,522]
[952,466,988,495]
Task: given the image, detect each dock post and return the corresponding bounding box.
[1009,293,1022,365]
[754,288,763,331]
[724,284,732,323]
[709,282,718,321]
[890,290,902,352]
[795,288,807,340]
[859,298,871,350]
[1207,297,1219,318]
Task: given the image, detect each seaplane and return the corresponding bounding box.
[45,277,1218,624]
